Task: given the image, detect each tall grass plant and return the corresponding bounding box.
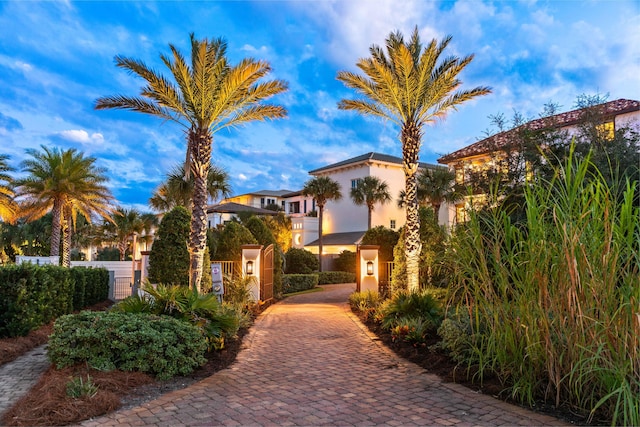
[447,146,639,425]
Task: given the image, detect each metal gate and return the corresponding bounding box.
[261,244,274,303]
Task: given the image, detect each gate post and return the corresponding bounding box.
[357,245,379,293]
[241,244,263,301]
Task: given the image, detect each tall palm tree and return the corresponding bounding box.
[96,34,288,291]
[16,146,114,266]
[0,154,17,224]
[337,27,490,291]
[301,176,342,272]
[149,163,231,213]
[349,176,391,229]
[100,207,157,261]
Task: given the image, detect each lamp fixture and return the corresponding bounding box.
[246,260,254,275]
[366,260,374,276]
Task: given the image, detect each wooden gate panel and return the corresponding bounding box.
[261,244,274,303]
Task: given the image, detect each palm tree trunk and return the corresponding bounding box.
[61,204,71,268]
[118,239,127,261]
[50,200,62,258]
[402,122,422,293]
[367,204,373,230]
[188,128,212,292]
[318,204,324,272]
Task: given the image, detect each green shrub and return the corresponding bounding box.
[48,311,207,380]
[284,248,318,274]
[82,267,109,305]
[348,290,381,322]
[0,264,73,337]
[148,206,190,287]
[66,375,99,398]
[361,226,399,262]
[391,316,433,345]
[69,268,87,310]
[317,271,355,284]
[377,291,442,333]
[333,250,356,273]
[436,311,475,363]
[112,283,240,350]
[212,222,257,261]
[282,274,318,294]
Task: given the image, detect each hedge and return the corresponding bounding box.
[282,274,318,294]
[48,311,207,380]
[0,264,109,338]
[318,271,356,284]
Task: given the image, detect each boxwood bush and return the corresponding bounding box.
[48,311,207,380]
[0,264,109,338]
[317,271,355,284]
[282,274,318,294]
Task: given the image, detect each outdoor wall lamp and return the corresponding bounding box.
[246,260,254,275]
[366,261,374,276]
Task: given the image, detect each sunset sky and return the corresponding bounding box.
[1,0,638,211]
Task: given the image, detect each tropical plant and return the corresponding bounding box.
[446,146,640,425]
[0,154,17,223]
[301,176,342,271]
[16,146,114,267]
[98,207,156,261]
[148,206,191,286]
[416,167,461,215]
[113,283,241,350]
[149,163,231,213]
[337,27,490,291]
[349,176,391,229]
[96,34,288,291]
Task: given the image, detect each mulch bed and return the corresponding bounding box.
[358,313,586,425]
[0,302,250,426]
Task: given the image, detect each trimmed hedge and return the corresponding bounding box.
[48,311,207,380]
[318,271,356,284]
[282,274,318,294]
[0,264,109,338]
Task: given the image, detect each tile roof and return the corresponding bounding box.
[304,231,367,247]
[437,98,640,164]
[206,202,278,215]
[309,152,440,174]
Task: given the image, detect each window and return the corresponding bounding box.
[351,178,362,189]
[596,121,615,140]
[289,201,300,214]
[456,205,467,223]
[260,197,265,207]
[303,200,307,213]
[281,201,286,209]
[390,219,396,229]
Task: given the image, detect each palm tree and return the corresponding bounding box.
[349,176,391,229]
[16,146,114,266]
[100,207,157,261]
[301,176,342,272]
[417,167,461,215]
[337,27,490,291]
[149,163,231,213]
[0,154,17,224]
[96,34,287,291]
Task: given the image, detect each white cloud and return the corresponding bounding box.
[58,129,104,144]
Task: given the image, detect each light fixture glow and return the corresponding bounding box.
[366,260,374,276]
[246,260,254,275]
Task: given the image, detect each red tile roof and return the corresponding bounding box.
[437,99,640,164]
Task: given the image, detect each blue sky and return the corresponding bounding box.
[1,0,639,212]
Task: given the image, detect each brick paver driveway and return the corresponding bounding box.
[83,283,565,426]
